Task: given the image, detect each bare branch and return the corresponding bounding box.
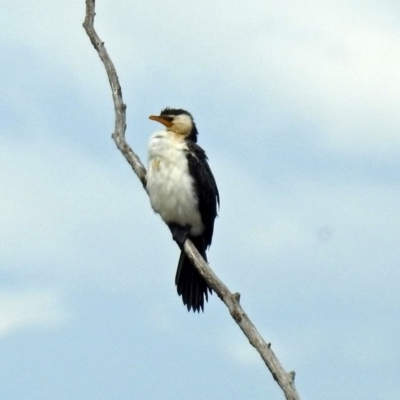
[83,0,146,186]
[83,1,301,399]
[183,242,300,400]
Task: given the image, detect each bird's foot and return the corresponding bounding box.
[168,223,191,248]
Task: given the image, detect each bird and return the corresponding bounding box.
[146,107,220,312]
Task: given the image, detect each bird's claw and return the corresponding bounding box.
[168,223,191,248]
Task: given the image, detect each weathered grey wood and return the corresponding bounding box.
[83,1,146,186]
[83,2,301,399]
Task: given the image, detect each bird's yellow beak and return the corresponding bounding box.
[149,115,173,128]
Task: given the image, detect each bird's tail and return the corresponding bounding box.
[175,236,212,312]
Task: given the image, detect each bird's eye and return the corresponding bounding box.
[162,116,174,122]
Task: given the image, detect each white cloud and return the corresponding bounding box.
[231,1,400,155]
[104,0,400,156]
[0,289,66,338]
[5,0,400,157]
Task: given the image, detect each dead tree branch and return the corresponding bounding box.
[83,1,301,399]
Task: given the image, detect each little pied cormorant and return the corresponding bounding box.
[146,108,220,312]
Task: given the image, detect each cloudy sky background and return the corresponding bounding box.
[2,0,400,399]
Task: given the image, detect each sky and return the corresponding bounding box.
[2,0,400,399]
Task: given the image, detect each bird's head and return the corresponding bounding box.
[149,108,198,142]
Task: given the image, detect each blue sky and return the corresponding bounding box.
[2,0,400,399]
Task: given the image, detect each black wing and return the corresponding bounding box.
[186,141,220,248]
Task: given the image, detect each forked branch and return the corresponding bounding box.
[83,1,301,399]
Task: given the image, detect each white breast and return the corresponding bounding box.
[146,130,204,236]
